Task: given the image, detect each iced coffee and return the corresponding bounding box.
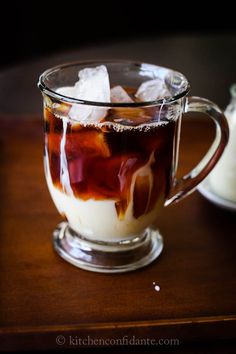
[44,65,180,242]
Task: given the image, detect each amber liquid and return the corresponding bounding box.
[45,104,179,221]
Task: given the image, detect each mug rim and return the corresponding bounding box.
[38,59,190,108]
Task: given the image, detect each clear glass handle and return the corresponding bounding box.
[165,96,229,206]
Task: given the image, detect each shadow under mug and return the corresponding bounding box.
[38,61,229,273]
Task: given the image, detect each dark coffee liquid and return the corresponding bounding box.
[45,104,179,220]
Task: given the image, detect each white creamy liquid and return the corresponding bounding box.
[209,109,236,202]
[44,149,162,242]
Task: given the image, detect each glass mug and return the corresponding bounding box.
[38,61,229,273]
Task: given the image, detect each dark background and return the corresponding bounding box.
[1,2,236,69]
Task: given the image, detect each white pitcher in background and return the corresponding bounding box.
[209,84,236,203]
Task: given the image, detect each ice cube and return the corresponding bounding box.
[111,86,133,103]
[110,107,151,125]
[53,87,74,116]
[135,79,171,101]
[69,65,110,122]
[66,130,111,159]
[56,86,75,97]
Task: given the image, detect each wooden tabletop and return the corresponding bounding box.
[0,113,235,351]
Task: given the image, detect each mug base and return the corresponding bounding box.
[53,222,163,273]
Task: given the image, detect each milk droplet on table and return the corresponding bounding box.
[152,282,161,292]
[69,65,110,122]
[136,78,171,101]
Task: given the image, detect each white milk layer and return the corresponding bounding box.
[44,150,162,242]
